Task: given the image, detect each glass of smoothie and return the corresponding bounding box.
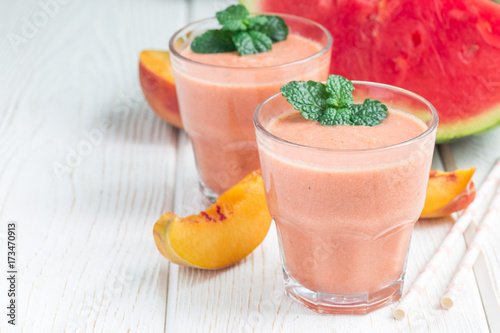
[169,14,332,199]
[254,82,438,314]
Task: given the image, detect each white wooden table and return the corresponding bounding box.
[1,0,500,332]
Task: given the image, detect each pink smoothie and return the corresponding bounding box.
[260,109,432,296]
[172,35,330,194]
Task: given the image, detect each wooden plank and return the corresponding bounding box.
[0,0,188,331]
[441,127,500,332]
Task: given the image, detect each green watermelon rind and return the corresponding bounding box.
[436,104,500,142]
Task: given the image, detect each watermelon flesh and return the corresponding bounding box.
[243,0,500,142]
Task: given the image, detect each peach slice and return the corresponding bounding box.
[139,50,182,128]
[153,170,272,269]
[420,167,476,218]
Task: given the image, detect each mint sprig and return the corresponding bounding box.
[190,30,236,54]
[232,31,272,55]
[216,5,249,31]
[280,75,389,126]
[191,5,288,56]
[279,81,328,121]
[249,16,288,42]
[325,75,354,108]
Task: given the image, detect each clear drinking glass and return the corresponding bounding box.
[254,82,438,314]
[169,14,332,199]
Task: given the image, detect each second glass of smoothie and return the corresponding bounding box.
[169,14,332,198]
[254,82,438,314]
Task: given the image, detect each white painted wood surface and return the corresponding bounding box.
[0,0,499,332]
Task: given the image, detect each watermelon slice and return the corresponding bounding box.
[242,0,500,142]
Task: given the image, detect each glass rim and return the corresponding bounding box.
[168,13,333,70]
[253,81,439,153]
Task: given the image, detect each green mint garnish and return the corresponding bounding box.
[216,4,249,31]
[279,81,328,121]
[249,16,288,42]
[190,30,236,54]
[190,5,288,56]
[350,99,390,126]
[325,75,354,108]
[280,75,388,126]
[232,30,273,55]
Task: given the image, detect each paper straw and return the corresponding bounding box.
[441,188,500,309]
[393,159,500,320]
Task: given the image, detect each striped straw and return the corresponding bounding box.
[441,186,500,309]
[393,159,500,320]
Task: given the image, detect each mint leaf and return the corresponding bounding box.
[326,75,354,108]
[281,75,389,126]
[250,16,288,42]
[246,15,269,29]
[190,4,288,55]
[190,30,237,53]
[232,30,272,55]
[350,99,388,126]
[216,5,249,31]
[319,107,352,125]
[280,81,328,121]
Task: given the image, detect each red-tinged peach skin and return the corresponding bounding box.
[139,50,182,128]
[420,168,476,218]
[153,170,272,269]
